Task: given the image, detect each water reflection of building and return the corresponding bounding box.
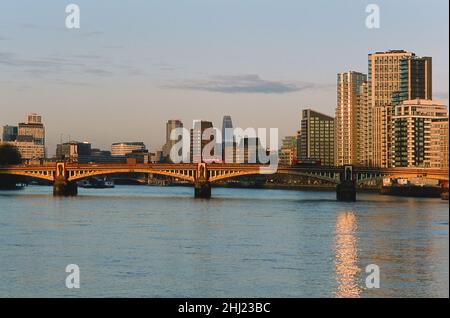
[334,211,361,298]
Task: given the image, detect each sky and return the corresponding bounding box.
[1,0,449,155]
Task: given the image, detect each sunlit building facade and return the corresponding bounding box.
[1,113,46,162]
[392,99,448,168]
[111,142,146,157]
[368,50,432,167]
[335,71,369,166]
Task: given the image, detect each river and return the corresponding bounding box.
[0,185,448,297]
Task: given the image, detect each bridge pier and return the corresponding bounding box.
[53,178,78,197]
[336,165,356,202]
[336,181,356,202]
[194,181,211,199]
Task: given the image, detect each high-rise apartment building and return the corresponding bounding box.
[298,109,334,166]
[368,50,432,167]
[392,99,448,168]
[335,71,369,166]
[162,120,183,161]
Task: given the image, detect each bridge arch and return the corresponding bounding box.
[0,170,54,182]
[208,169,340,184]
[66,168,196,183]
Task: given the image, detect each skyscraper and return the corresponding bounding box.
[221,115,233,163]
[335,71,369,166]
[162,119,183,161]
[368,50,432,167]
[298,109,334,166]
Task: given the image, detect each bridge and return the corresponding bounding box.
[0,162,448,201]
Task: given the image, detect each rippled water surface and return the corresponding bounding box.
[0,185,448,297]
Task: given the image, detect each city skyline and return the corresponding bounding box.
[1,1,449,154]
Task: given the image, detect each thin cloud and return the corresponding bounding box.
[163,74,331,94]
[0,52,118,78]
[0,52,84,70]
[55,80,96,87]
[84,68,114,76]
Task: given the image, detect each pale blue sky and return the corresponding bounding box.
[1,0,448,155]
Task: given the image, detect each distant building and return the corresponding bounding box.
[18,113,45,147]
[90,148,125,164]
[279,136,297,166]
[235,137,267,164]
[392,99,448,168]
[149,151,163,163]
[8,140,45,163]
[2,113,46,162]
[298,109,334,166]
[56,141,92,163]
[335,71,369,166]
[191,120,215,163]
[2,125,18,142]
[162,120,183,161]
[222,115,234,163]
[126,149,151,164]
[111,142,146,157]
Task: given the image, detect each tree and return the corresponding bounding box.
[0,144,23,189]
[0,144,22,166]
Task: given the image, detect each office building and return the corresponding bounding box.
[2,113,46,162]
[111,142,146,157]
[56,141,92,163]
